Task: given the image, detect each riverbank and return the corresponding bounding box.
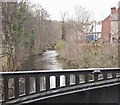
[55,42,118,69]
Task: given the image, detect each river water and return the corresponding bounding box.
[34,50,63,70]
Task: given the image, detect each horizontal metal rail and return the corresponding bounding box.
[0,68,120,104]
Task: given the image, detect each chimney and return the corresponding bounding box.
[111,7,116,14]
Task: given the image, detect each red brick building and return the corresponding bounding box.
[102,7,120,43]
[102,15,111,43]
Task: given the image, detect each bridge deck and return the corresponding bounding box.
[0,68,120,104]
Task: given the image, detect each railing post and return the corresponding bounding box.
[25,76,30,96]
[94,73,99,82]
[92,70,101,82]
[56,75,60,89]
[65,74,70,87]
[103,71,108,80]
[14,76,19,99]
[112,71,116,79]
[46,76,50,91]
[3,76,8,102]
[84,73,89,83]
[36,75,40,93]
[75,73,79,85]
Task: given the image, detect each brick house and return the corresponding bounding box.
[102,7,120,43]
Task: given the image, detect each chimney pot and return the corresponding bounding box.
[111,7,116,14]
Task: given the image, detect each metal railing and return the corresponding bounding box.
[0,68,120,104]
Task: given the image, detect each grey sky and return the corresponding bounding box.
[31,0,119,21]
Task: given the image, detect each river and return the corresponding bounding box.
[34,50,63,70]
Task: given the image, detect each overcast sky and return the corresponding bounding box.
[30,0,119,21]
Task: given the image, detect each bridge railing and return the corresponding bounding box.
[0,68,120,103]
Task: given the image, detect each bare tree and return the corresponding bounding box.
[2,2,18,71]
[60,12,67,41]
[74,5,90,23]
[2,1,35,71]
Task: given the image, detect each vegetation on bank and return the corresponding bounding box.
[55,41,118,69]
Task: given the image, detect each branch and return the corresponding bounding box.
[0,53,9,58]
